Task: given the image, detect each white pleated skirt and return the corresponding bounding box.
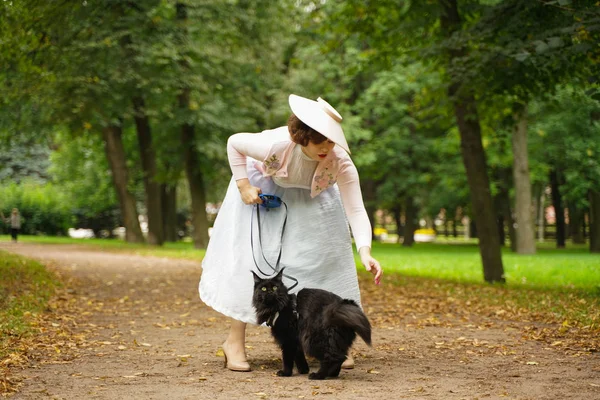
[199,160,362,325]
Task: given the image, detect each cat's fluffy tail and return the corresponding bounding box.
[324,300,372,346]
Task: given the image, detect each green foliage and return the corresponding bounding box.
[1,0,599,259]
[0,0,57,144]
[426,128,470,218]
[0,136,51,183]
[0,0,299,206]
[49,132,122,232]
[0,181,72,236]
[354,64,450,213]
[0,250,60,357]
[286,8,465,218]
[465,0,594,100]
[320,0,598,228]
[529,85,600,209]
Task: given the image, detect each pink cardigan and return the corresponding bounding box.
[227,126,372,251]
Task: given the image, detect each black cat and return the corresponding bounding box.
[296,285,372,380]
[252,269,372,380]
[251,269,310,376]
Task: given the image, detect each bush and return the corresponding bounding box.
[0,180,72,236]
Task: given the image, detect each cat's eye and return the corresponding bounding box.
[261,287,267,292]
[272,286,278,291]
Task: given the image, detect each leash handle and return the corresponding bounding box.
[250,200,298,291]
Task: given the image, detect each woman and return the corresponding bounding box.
[199,94,382,372]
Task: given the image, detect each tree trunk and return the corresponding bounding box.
[403,196,417,247]
[453,218,458,238]
[133,96,164,246]
[470,218,478,238]
[497,215,505,246]
[589,189,600,253]
[463,216,470,239]
[101,125,144,243]
[392,205,402,244]
[162,184,178,242]
[549,169,566,248]
[177,3,209,249]
[440,0,505,283]
[456,109,505,281]
[495,167,516,251]
[535,185,546,242]
[504,198,517,251]
[180,115,210,249]
[511,104,535,254]
[569,203,585,244]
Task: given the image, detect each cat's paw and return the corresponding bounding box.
[277,370,292,377]
[308,372,326,380]
[298,367,310,375]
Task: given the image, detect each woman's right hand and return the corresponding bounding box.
[236,179,263,205]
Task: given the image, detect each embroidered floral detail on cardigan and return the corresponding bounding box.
[264,154,281,173]
[313,165,335,194]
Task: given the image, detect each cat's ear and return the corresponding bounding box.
[274,268,285,281]
[251,270,262,284]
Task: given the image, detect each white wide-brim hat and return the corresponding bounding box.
[288,94,350,154]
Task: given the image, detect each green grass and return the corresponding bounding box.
[0,250,61,357]
[371,242,600,295]
[0,235,598,340]
[2,235,598,295]
[365,242,599,328]
[0,234,206,260]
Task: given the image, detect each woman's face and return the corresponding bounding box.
[302,139,335,161]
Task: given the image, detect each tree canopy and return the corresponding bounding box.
[1,0,599,271]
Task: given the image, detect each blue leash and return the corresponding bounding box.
[250,196,298,290]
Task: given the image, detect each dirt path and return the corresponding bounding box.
[2,242,599,400]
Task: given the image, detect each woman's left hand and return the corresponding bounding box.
[358,247,382,285]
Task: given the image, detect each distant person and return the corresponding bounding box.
[2,208,21,242]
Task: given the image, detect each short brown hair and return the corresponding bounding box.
[287,114,328,146]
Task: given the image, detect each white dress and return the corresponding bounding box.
[199,145,362,325]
